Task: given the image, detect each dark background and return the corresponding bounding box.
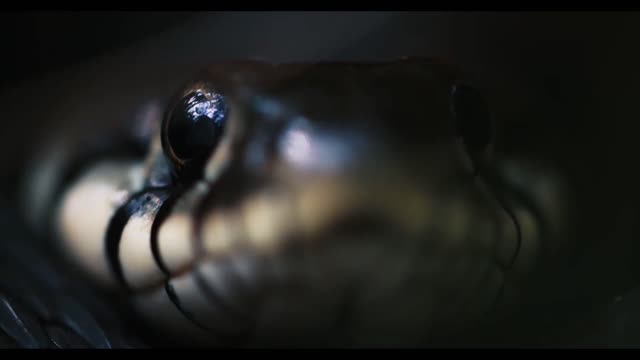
[0,12,197,87]
[1,11,640,347]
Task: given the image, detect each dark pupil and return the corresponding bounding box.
[168,90,228,160]
[450,83,492,153]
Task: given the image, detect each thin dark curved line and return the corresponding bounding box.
[183,109,282,334]
[105,187,168,292]
[494,193,523,270]
[452,155,524,332]
[105,201,137,292]
[190,185,255,330]
[472,157,523,271]
[163,281,247,346]
[150,188,186,277]
[498,182,550,262]
[133,179,250,342]
[475,157,552,270]
[137,170,256,344]
[159,92,294,344]
[443,155,529,338]
[133,183,249,344]
[470,154,558,329]
[163,282,197,326]
[191,267,251,323]
[478,190,520,316]
[150,107,269,342]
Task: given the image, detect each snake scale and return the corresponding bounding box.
[15,58,573,347]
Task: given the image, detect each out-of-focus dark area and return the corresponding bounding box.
[1,11,640,347]
[0,12,196,87]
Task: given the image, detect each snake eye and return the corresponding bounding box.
[450,83,493,154]
[162,86,229,177]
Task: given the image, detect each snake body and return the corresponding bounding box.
[20,59,572,347]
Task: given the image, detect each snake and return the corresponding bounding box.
[18,58,574,347]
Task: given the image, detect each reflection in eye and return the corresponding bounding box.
[164,88,228,164]
[185,91,227,124]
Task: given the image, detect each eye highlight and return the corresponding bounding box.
[162,86,229,178]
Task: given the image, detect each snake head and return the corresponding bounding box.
[26,59,573,347]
